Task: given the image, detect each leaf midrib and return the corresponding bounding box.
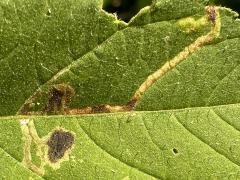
[0,102,235,119]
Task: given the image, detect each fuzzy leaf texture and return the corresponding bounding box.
[0,0,240,179]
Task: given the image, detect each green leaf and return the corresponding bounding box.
[2,105,240,179]
[1,0,240,179]
[0,147,43,179]
[136,37,240,110]
[0,0,122,115]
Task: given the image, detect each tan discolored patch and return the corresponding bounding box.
[91,105,111,113]
[21,119,45,176]
[67,102,136,115]
[47,129,74,163]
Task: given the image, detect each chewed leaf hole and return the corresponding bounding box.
[172,148,179,154]
[103,0,152,22]
[47,129,74,163]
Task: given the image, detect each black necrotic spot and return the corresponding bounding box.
[47,129,74,163]
[46,9,51,16]
[172,148,179,154]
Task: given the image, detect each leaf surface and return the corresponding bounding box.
[0,147,43,179]
[1,0,240,179]
[1,105,240,179]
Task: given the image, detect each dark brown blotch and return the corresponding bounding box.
[126,98,137,110]
[47,129,74,163]
[45,84,75,114]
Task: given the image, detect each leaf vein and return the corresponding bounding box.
[211,109,240,133]
[206,63,240,106]
[172,114,240,167]
[77,121,161,179]
[0,146,45,179]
